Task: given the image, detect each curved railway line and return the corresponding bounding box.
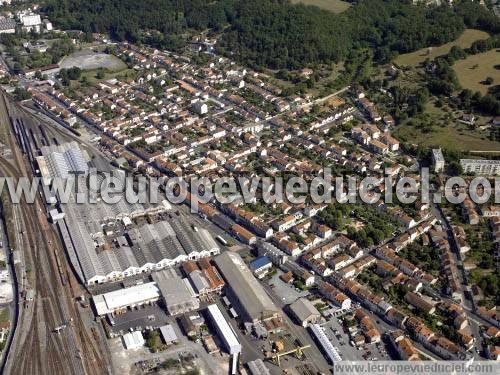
[0,93,111,375]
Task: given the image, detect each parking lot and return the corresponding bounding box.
[110,304,169,336]
[321,318,360,361]
[321,314,391,361]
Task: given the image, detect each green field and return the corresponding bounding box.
[394,29,490,67]
[395,124,499,152]
[0,307,9,323]
[453,49,500,95]
[291,0,351,13]
[394,102,499,152]
[67,67,137,91]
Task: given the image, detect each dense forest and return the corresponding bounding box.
[42,0,237,41]
[42,0,500,69]
[218,0,469,69]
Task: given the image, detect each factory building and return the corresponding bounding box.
[41,144,221,286]
[183,261,225,299]
[92,282,161,316]
[153,268,199,315]
[205,304,241,355]
[37,141,89,184]
[309,324,342,364]
[288,298,321,327]
[213,252,280,323]
[58,173,220,285]
[159,324,178,345]
[92,269,200,317]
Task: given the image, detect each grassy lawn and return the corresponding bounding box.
[394,122,499,151]
[394,29,490,67]
[452,49,500,95]
[394,101,499,152]
[72,67,136,88]
[291,0,351,13]
[0,307,9,323]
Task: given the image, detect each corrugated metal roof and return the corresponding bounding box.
[206,304,241,354]
[214,252,279,322]
[159,324,177,343]
[60,174,218,284]
[93,282,160,315]
[122,331,145,349]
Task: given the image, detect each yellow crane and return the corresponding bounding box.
[270,344,311,367]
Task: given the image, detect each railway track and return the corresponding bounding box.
[0,156,84,375]
[0,93,111,375]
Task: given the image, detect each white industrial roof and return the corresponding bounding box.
[122,331,145,349]
[206,304,241,354]
[93,282,160,315]
[159,324,177,343]
[310,324,342,363]
[40,141,89,179]
[21,14,41,27]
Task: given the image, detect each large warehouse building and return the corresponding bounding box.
[57,174,220,285]
[152,268,199,315]
[206,304,241,355]
[37,141,89,184]
[93,268,200,316]
[92,282,161,316]
[309,324,342,364]
[38,145,222,286]
[213,252,280,323]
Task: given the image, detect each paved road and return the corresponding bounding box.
[431,203,487,359]
[303,86,351,108]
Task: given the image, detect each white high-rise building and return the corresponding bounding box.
[432,148,445,173]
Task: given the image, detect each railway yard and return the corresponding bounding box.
[0,92,111,375]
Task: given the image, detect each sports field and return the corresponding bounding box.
[394,29,490,67]
[60,49,126,71]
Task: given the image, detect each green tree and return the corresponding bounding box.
[13,87,32,101]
